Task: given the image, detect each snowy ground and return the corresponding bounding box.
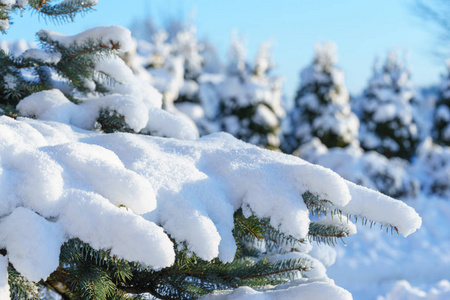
[328,194,450,299]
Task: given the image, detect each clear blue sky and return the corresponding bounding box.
[3,0,443,98]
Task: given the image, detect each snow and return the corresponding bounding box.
[0,115,421,289]
[0,0,28,5]
[341,181,421,237]
[0,207,65,282]
[253,104,279,127]
[22,49,61,64]
[0,255,9,299]
[0,20,10,31]
[309,243,337,267]
[58,190,174,270]
[3,74,16,90]
[327,192,450,300]
[201,281,352,300]
[61,0,98,5]
[297,139,420,198]
[37,25,133,52]
[47,142,156,214]
[17,87,197,140]
[290,134,450,300]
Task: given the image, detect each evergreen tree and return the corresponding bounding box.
[215,36,285,149]
[0,3,421,300]
[282,42,359,154]
[414,138,450,198]
[432,60,450,146]
[359,52,420,160]
[126,19,220,136]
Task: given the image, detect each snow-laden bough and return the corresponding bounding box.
[0,116,421,284]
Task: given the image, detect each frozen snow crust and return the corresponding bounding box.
[0,115,421,287]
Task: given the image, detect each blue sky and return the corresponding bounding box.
[3,0,444,98]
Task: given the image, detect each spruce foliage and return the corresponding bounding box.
[0,2,134,136]
[5,206,345,299]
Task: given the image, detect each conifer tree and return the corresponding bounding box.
[432,60,450,146]
[216,36,285,149]
[126,20,219,136]
[282,42,359,154]
[0,3,421,300]
[359,52,420,160]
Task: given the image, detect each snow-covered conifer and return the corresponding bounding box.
[283,42,359,153]
[359,52,420,160]
[0,4,422,300]
[215,36,285,149]
[128,19,221,136]
[413,138,450,198]
[200,37,223,74]
[432,60,450,146]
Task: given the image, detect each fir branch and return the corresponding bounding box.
[233,209,305,251]
[233,210,265,241]
[64,41,120,61]
[52,239,135,299]
[240,257,311,282]
[303,191,400,237]
[302,191,336,216]
[40,272,75,300]
[96,109,134,134]
[119,249,312,299]
[29,0,96,24]
[8,265,41,300]
[308,221,350,245]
